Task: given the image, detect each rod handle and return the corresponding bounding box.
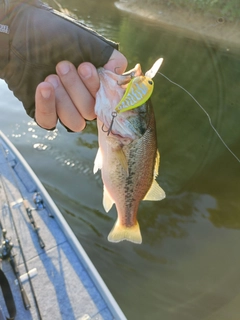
[21,287,31,310]
[38,234,45,249]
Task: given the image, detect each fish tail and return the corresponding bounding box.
[108,219,142,244]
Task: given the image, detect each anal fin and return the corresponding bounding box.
[103,186,114,212]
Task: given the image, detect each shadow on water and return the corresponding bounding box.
[0,0,240,319]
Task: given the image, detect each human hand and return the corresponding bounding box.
[35,50,127,131]
[0,0,127,130]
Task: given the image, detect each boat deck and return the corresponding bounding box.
[0,132,125,320]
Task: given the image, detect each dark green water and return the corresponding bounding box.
[0,1,240,319]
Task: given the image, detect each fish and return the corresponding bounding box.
[94,58,166,244]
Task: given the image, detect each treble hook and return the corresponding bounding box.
[101,111,118,136]
[117,71,135,86]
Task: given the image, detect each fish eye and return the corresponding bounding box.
[148,80,153,85]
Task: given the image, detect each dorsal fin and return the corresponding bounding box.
[144,150,165,201]
[154,150,160,178]
[143,180,166,201]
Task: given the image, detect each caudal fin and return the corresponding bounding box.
[108,220,142,244]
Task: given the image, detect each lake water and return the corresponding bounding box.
[0,1,240,319]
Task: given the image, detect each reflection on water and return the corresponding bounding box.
[33,143,49,151]
[0,0,240,319]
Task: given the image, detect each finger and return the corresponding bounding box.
[46,75,86,132]
[104,49,128,74]
[35,82,58,130]
[78,62,100,99]
[56,61,96,120]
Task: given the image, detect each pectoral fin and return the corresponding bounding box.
[103,186,114,212]
[115,148,129,176]
[106,137,129,175]
[143,180,166,201]
[93,148,102,174]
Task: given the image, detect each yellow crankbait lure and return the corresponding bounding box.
[115,76,154,113]
[115,58,163,114]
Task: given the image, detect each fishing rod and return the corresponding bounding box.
[22,199,45,249]
[0,173,43,320]
[0,217,30,310]
[0,144,45,249]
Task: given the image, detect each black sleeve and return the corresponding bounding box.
[0,0,119,118]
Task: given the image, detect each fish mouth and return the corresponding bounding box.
[118,63,143,86]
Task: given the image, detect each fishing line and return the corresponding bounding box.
[158,72,240,163]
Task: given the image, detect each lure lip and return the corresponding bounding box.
[145,57,163,78]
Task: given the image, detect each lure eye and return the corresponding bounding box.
[148,80,153,85]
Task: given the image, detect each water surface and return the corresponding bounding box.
[0,1,240,319]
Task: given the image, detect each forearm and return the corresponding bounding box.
[0,0,10,75]
[0,0,119,118]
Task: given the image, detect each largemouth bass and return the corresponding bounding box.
[94,59,165,244]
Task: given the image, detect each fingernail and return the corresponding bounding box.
[79,65,92,79]
[47,77,59,89]
[58,62,70,75]
[40,88,51,99]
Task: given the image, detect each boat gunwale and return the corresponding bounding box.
[0,130,126,320]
